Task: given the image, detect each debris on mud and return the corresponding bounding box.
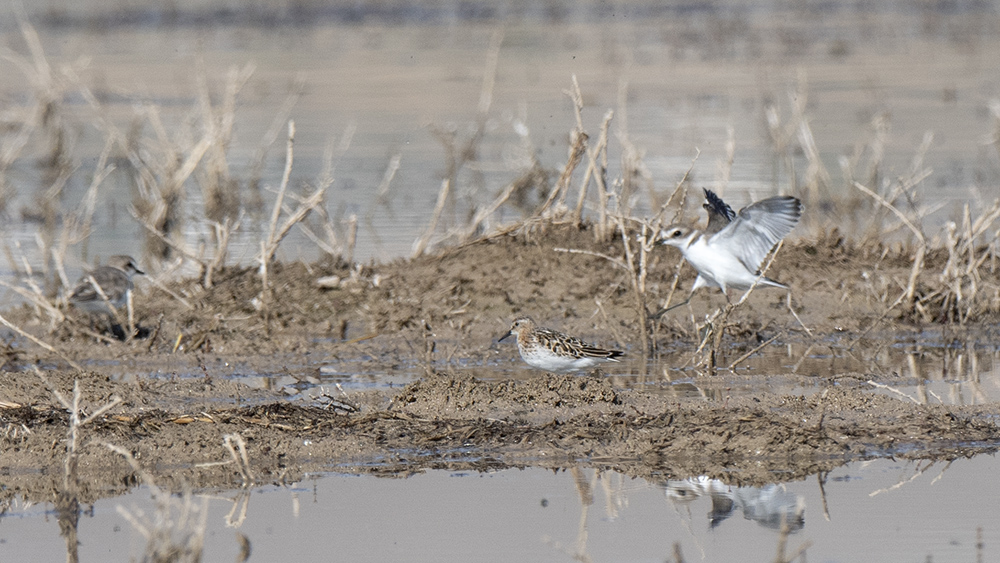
[3,370,999,505]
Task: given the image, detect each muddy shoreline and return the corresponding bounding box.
[3,223,1000,505]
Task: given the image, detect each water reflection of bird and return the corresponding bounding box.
[664,476,806,531]
[660,188,801,300]
[69,255,144,316]
[499,316,624,374]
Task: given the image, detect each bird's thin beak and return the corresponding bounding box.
[498,330,512,343]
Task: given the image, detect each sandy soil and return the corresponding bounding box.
[2,222,999,505]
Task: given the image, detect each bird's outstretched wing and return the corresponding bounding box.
[702,188,736,235]
[709,195,801,272]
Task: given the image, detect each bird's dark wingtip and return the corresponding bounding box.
[702,189,736,222]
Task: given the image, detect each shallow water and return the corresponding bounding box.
[311,333,1000,404]
[2,2,1000,276]
[2,456,998,562]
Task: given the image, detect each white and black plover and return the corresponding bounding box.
[660,189,801,299]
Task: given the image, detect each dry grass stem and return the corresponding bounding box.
[0,313,81,370]
[553,247,629,271]
[853,181,926,308]
[34,372,121,489]
[867,380,921,404]
[785,294,813,337]
[0,277,64,325]
[727,332,784,371]
[574,109,614,226]
[412,179,452,257]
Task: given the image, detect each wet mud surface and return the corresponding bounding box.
[3,223,1000,504]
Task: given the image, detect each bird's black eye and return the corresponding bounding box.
[671,230,682,237]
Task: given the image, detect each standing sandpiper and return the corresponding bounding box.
[499,316,624,374]
[660,189,801,299]
[68,255,145,316]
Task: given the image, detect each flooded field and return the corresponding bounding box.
[2,0,1000,267]
[3,458,998,562]
[3,1,1000,562]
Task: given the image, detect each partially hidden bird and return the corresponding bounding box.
[68,255,145,316]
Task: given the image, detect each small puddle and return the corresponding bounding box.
[2,456,997,562]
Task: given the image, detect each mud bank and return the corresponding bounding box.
[2,223,1000,505]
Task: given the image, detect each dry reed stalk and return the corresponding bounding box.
[197,63,255,224]
[0,277,64,325]
[247,77,306,205]
[453,180,518,243]
[421,30,502,245]
[764,99,799,192]
[727,332,783,371]
[203,213,242,288]
[614,215,649,361]
[33,370,121,563]
[574,109,613,226]
[933,199,1000,322]
[411,179,451,257]
[258,240,271,335]
[867,379,922,404]
[277,126,347,259]
[140,261,194,310]
[260,122,330,265]
[852,181,926,309]
[299,124,356,259]
[50,139,114,290]
[614,80,654,224]
[34,371,122,490]
[557,75,589,212]
[797,114,831,205]
[345,214,358,263]
[573,148,698,361]
[130,207,210,275]
[0,313,81,370]
[129,102,215,263]
[649,150,700,316]
[538,127,587,219]
[265,121,295,254]
[375,153,403,206]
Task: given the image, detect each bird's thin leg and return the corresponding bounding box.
[651,298,691,319]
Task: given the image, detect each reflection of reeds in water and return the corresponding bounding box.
[108,443,211,563]
[31,371,122,563]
